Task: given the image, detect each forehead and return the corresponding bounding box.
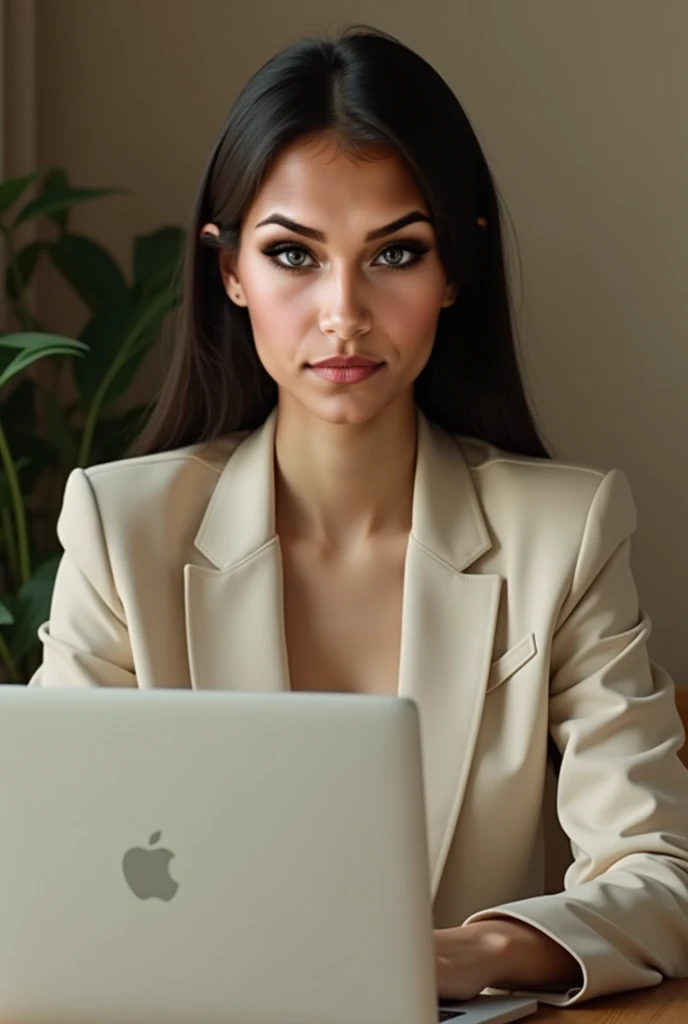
[248,135,429,224]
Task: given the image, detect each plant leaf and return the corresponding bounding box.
[13,186,129,228]
[106,291,180,407]
[0,172,39,217]
[0,600,14,626]
[74,286,177,411]
[9,554,61,661]
[5,241,48,302]
[0,334,88,390]
[73,297,136,405]
[42,169,71,229]
[0,458,30,509]
[0,332,89,353]
[41,389,78,469]
[100,320,161,409]
[49,232,129,311]
[0,348,86,390]
[133,227,185,300]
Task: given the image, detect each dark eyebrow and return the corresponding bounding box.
[254,210,433,243]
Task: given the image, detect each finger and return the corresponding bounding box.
[436,959,482,1003]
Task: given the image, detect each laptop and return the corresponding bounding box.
[0,686,538,1024]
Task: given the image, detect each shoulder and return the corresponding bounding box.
[56,433,248,553]
[454,433,637,542]
[83,433,247,488]
[458,433,606,493]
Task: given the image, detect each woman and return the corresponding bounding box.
[31,24,688,1008]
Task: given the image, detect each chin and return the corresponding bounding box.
[312,403,379,427]
[307,392,408,429]
[277,378,414,428]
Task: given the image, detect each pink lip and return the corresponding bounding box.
[309,365,382,384]
[309,355,381,368]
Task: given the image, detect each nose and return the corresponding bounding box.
[318,266,372,342]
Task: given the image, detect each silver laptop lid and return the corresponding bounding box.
[0,687,439,1024]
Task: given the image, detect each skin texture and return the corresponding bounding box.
[200,132,581,998]
[435,918,582,1000]
[203,131,456,548]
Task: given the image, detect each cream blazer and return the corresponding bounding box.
[30,406,688,1007]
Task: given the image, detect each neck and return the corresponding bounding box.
[274,396,417,549]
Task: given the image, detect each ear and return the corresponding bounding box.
[441,281,459,308]
[200,222,248,307]
[218,249,248,307]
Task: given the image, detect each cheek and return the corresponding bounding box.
[394,292,444,333]
[373,257,449,343]
[239,269,309,368]
[383,287,445,361]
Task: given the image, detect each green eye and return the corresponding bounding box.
[261,240,431,274]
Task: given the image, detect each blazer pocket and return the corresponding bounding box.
[486,633,538,693]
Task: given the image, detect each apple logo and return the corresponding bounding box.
[122,831,179,901]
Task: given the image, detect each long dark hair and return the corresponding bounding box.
[135,24,550,459]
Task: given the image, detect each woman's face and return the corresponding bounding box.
[204,134,457,427]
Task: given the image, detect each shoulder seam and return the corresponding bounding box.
[470,456,607,479]
[85,452,224,479]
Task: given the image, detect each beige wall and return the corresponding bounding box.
[34,1,687,684]
[1,0,37,325]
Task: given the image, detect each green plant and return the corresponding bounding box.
[0,169,184,681]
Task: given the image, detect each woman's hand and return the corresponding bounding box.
[434,921,511,1001]
[434,918,583,1001]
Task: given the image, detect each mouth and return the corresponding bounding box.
[308,355,383,368]
[307,362,384,385]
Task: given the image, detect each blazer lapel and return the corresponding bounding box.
[185,405,501,900]
[184,408,290,693]
[399,413,501,898]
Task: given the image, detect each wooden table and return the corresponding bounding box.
[2,981,687,1024]
[0,979,685,1023]
[531,977,688,1022]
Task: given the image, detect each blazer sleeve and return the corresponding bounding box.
[29,468,137,688]
[463,468,688,1006]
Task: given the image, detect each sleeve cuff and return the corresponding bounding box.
[462,906,587,1007]
[463,890,666,1006]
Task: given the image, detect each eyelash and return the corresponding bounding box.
[260,240,431,274]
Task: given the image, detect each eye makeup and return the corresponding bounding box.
[260,239,432,274]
